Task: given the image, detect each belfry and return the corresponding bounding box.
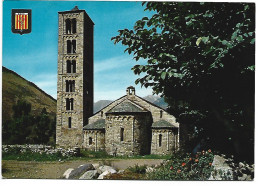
[56,6,94,147]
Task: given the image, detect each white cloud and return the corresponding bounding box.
[94,55,133,73]
[13,55,153,102]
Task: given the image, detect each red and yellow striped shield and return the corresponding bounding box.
[15,13,29,30]
[12,9,31,35]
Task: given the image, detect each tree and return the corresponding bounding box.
[32,108,51,144]
[3,100,33,144]
[112,2,255,162]
[3,100,56,145]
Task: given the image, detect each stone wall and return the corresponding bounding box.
[151,128,178,155]
[132,114,152,155]
[2,145,80,157]
[83,130,105,151]
[105,113,152,156]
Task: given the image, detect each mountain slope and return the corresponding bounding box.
[93,95,168,114]
[94,100,113,113]
[143,95,160,103]
[152,97,168,109]
[2,66,57,122]
[143,95,168,109]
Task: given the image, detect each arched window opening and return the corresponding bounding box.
[65,19,71,34]
[67,40,76,54]
[72,60,76,73]
[120,128,124,141]
[67,40,71,54]
[67,60,76,73]
[89,137,92,145]
[72,40,76,53]
[66,80,69,92]
[66,98,70,110]
[72,19,77,33]
[160,110,163,118]
[68,117,71,128]
[66,98,74,110]
[67,60,71,73]
[159,134,162,147]
[65,80,75,92]
[70,98,74,110]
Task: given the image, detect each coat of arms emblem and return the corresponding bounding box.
[12,9,31,35]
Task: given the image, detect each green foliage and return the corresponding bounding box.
[79,150,112,159]
[2,100,56,145]
[147,150,214,180]
[12,100,31,118]
[2,66,57,123]
[112,2,255,162]
[127,164,147,174]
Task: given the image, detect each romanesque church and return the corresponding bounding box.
[56,7,180,156]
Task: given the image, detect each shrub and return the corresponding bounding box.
[147,149,214,180]
[127,164,147,174]
[79,150,111,159]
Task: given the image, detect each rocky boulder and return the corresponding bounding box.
[98,165,117,174]
[97,170,111,179]
[63,168,74,179]
[63,164,94,179]
[79,170,99,179]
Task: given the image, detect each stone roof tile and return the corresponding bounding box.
[152,120,176,129]
[83,119,105,130]
[106,101,147,113]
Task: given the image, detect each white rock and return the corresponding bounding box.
[208,155,233,180]
[238,174,247,181]
[69,164,94,178]
[118,170,124,174]
[98,165,117,174]
[63,168,74,179]
[97,170,110,179]
[239,162,245,168]
[79,170,99,179]
[146,167,155,173]
[92,163,100,170]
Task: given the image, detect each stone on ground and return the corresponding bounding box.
[79,170,99,179]
[68,164,95,179]
[98,165,117,174]
[97,170,111,179]
[63,168,74,179]
[118,170,124,174]
[92,163,100,170]
[208,155,233,180]
[146,167,155,173]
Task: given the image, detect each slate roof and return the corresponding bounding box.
[106,101,148,113]
[152,120,176,129]
[83,119,105,130]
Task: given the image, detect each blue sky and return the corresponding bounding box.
[2,1,155,101]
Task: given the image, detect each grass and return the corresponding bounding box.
[2,66,56,122]
[77,150,171,160]
[127,164,147,174]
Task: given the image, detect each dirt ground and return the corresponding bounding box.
[2,159,164,179]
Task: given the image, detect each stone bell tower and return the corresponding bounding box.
[56,6,94,148]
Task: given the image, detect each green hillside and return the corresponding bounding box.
[2,66,57,122]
